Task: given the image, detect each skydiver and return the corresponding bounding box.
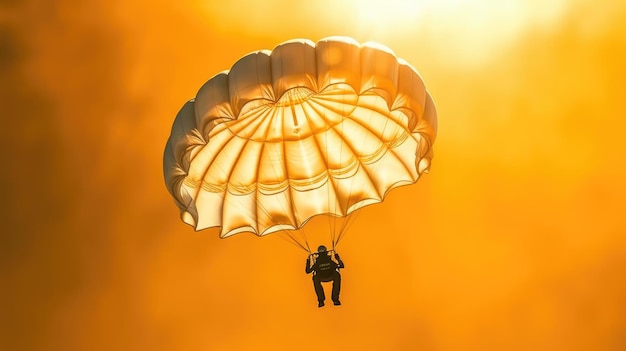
[305,245,344,307]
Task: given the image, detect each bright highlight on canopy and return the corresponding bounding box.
[163,36,437,240]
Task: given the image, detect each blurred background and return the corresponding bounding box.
[1,0,625,350]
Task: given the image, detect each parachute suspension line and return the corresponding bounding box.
[258,104,312,253]
[337,211,352,240]
[333,90,362,250]
[331,91,350,251]
[249,188,311,254]
[288,101,314,253]
[336,210,360,246]
[289,227,311,253]
[336,92,392,248]
[320,96,339,249]
[346,97,394,245]
[277,229,311,253]
[320,42,333,245]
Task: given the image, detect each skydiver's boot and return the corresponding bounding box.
[318,300,325,308]
[333,300,341,306]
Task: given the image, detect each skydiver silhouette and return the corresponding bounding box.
[305,245,344,307]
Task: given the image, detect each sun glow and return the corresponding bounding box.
[351,0,424,25]
[194,0,567,67]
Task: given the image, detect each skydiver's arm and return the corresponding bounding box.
[305,258,314,274]
[335,254,344,269]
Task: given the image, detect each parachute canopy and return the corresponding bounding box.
[164,36,437,237]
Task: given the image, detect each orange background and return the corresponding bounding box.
[2,1,625,350]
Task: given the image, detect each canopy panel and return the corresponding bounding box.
[164,36,437,237]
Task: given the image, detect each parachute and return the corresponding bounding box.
[163,36,437,252]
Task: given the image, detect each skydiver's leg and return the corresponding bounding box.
[331,272,341,305]
[313,276,325,306]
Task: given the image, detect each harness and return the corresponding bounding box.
[312,253,339,280]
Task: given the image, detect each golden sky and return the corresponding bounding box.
[2,0,625,350]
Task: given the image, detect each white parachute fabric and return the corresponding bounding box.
[164,36,437,237]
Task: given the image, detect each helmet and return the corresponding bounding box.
[317,245,327,253]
